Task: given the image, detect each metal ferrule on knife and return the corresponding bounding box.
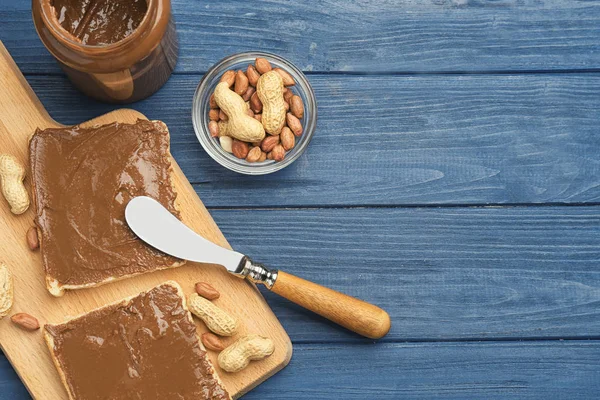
[237,257,279,289]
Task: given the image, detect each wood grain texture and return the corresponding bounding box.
[2,1,600,73]
[2,0,600,398]
[0,43,290,400]
[3,340,600,399]
[271,271,391,339]
[210,206,600,342]
[23,74,600,207]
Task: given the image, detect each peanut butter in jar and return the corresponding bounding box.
[32,0,178,103]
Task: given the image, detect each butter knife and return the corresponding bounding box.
[125,196,390,339]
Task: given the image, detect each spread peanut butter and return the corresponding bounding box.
[45,283,230,399]
[51,0,148,45]
[30,120,183,291]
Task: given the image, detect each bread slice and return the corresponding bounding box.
[44,281,231,400]
[29,120,185,296]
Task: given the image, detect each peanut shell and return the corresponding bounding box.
[0,263,13,319]
[257,71,286,135]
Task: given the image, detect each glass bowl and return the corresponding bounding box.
[192,52,317,175]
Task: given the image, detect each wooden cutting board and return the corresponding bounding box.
[0,41,292,399]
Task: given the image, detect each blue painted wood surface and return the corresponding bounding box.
[24,74,600,207]
[2,341,600,399]
[2,1,600,73]
[1,0,600,398]
[214,206,600,342]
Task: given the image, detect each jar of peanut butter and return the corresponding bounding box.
[32,0,178,103]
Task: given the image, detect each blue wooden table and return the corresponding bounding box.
[2,1,600,398]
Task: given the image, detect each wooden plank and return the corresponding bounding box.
[209,206,600,342]
[4,340,600,399]
[2,1,600,74]
[0,43,290,400]
[27,74,600,207]
[230,341,600,399]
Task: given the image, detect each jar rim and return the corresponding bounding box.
[39,0,157,53]
[34,0,171,72]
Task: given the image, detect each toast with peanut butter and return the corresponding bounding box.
[29,120,185,296]
[44,281,230,400]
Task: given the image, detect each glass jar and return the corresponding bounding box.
[32,0,178,104]
[192,52,317,175]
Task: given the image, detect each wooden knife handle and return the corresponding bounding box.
[270,271,391,339]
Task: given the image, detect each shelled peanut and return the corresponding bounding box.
[208,58,305,163]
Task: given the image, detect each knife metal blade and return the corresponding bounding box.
[125,196,245,274]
